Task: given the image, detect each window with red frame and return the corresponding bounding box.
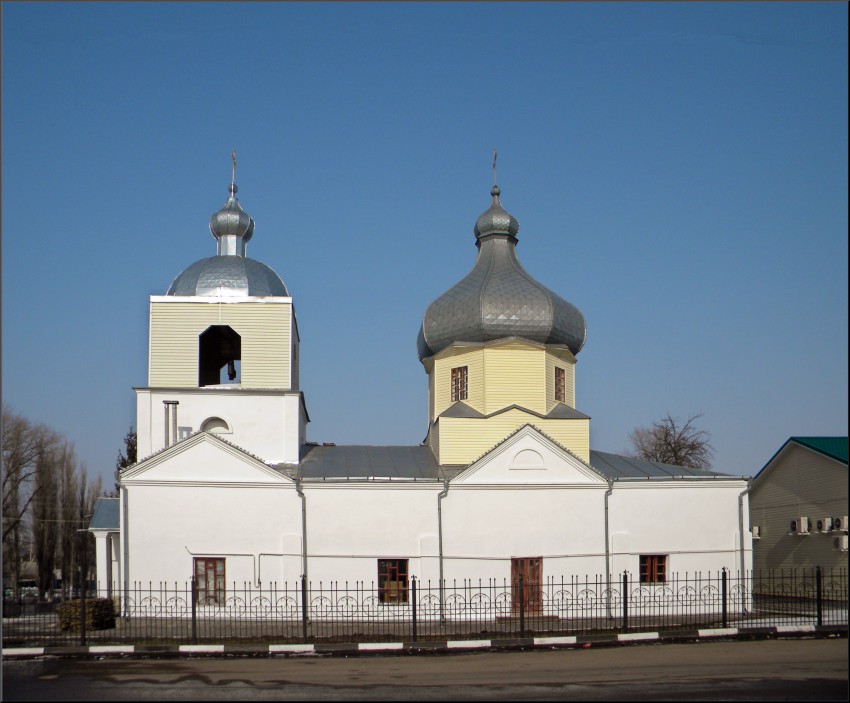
[451,366,468,402]
[639,555,667,584]
[378,559,409,604]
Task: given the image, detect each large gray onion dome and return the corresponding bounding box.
[166,172,288,297]
[417,184,586,361]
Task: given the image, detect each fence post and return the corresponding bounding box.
[815,566,823,627]
[79,580,87,647]
[519,576,525,637]
[301,576,308,643]
[191,577,198,644]
[721,569,728,629]
[621,571,628,631]
[411,577,417,642]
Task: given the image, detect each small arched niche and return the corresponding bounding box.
[510,448,545,471]
[199,325,241,387]
[201,417,230,434]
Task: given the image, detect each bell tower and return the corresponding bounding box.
[135,153,308,463]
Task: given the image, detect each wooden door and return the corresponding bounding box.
[511,557,542,613]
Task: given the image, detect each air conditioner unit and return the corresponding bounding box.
[834,535,849,552]
[790,517,809,534]
[833,516,849,533]
[816,517,833,533]
[751,525,761,540]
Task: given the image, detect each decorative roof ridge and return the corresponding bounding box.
[437,402,589,422]
[121,430,270,473]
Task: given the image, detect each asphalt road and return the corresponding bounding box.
[2,636,848,701]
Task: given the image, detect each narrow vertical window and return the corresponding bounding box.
[378,559,409,604]
[451,366,468,402]
[639,555,667,584]
[194,557,226,604]
[555,366,566,403]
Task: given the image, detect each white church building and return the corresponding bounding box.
[90,162,753,609]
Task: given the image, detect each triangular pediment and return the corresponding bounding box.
[450,424,606,485]
[121,432,291,485]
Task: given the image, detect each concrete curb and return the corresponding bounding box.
[2,625,845,659]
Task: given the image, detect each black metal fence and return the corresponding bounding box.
[3,568,847,648]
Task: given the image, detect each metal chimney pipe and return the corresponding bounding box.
[163,401,170,448]
[171,401,179,445]
[163,401,179,448]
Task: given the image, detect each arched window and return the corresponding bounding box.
[199,325,241,387]
[201,417,230,434]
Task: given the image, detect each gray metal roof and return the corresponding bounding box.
[293,442,736,482]
[298,444,444,481]
[589,450,740,480]
[418,185,585,361]
[89,497,119,530]
[167,255,289,296]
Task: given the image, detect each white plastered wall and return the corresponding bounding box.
[608,480,751,578]
[300,483,441,585]
[135,388,303,464]
[121,436,303,587]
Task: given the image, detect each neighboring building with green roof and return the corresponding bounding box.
[750,436,849,573]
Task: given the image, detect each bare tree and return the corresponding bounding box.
[628,412,714,470]
[82,469,102,587]
[2,406,43,541]
[57,442,81,599]
[3,406,101,599]
[31,432,61,601]
[2,405,56,592]
[72,465,101,592]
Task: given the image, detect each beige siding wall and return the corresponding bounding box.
[149,300,292,389]
[482,343,545,414]
[432,349,485,419]
[431,343,564,421]
[429,419,440,461]
[290,310,300,391]
[428,367,435,421]
[750,444,849,571]
[437,410,590,465]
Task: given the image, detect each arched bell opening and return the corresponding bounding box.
[199,325,241,387]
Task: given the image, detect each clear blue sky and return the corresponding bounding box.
[3,2,847,490]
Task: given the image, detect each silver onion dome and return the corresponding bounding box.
[417,185,586,361]
[474,185,519,239]
[166,170,288,297]
[209,182,254,256]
